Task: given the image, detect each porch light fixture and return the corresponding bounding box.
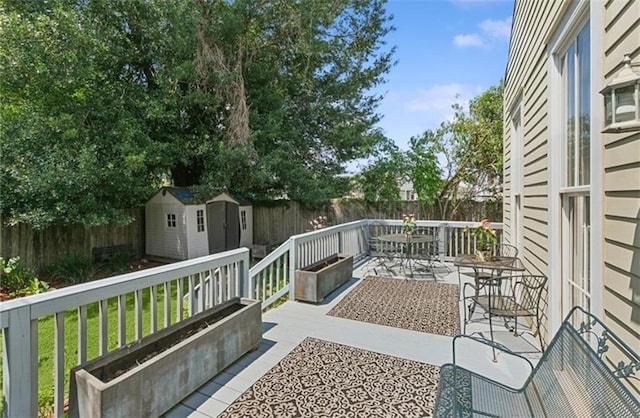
[601,54,640,133]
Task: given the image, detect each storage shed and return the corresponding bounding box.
[145,188,253,261]
[145,187,209,261]
[206,192,253,254]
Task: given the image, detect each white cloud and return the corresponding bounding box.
[479,18,512,40]
[453,34,485,48]
[453,17,512,48]
[407,83,480,115]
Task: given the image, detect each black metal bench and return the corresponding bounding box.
[91,244,134,264]
[434,306,640,417]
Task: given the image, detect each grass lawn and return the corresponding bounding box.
[0,268,284,416]
[1,280,186,415]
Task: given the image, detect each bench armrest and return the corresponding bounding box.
[452,334,534,374]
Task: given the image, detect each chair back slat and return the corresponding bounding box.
[511,275,546,312]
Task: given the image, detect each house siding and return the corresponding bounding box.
[603,0,640,344]
[504,0,564,344]
[506,0,640,346]
[504,0,561,277]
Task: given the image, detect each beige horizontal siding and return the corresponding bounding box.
[604,264,639,303]
[605,195,640,218]
[604,240,637,272]
[604,217,640,247]
[603,1,640,77]
[604,166,640,191]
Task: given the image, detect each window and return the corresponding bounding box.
[563,24,591,188]
[510,104,524,253]
[560,22,591,317]
[405,191,410,200]
[196,209,205,232]
[240,210,247,230]
[167,213,176,228]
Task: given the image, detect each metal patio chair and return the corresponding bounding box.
[463,274,547,360]
[366,222,399,276]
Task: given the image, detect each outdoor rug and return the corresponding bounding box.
[327,276,459,336]
[219,337,440,417]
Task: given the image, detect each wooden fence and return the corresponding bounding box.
[253,199,502,246]
[1,199,501,271]
[0,208,144,271]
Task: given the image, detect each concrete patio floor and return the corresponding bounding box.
[164,260,543,418]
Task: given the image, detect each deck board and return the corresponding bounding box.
[164,262,542,418]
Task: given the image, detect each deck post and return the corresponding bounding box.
[3,305,37,418]
[239,249,250,298]
[288,238,297,300]
[438,224,447,261]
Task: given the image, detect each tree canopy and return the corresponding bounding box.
[0,0,395,228]
[410,82,504,218]
[355,81,504,218]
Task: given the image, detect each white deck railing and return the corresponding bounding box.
[0,249,250,418]
[0,219,502,417]
[248,219,504,310]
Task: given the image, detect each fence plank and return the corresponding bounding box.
[253,200,502,246]
[0,208,144,271]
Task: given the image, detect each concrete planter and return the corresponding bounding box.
[295,253,353,303]
[70,297,262,418]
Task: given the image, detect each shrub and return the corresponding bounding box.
[106,249,132,274]
[51,253,93,284]
[0,256,48,296]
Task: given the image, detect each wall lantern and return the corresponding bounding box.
[601,54,640,133]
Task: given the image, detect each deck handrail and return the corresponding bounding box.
[247,219,504,310]
[1,248,250,418]
[248,220,370,309]
[1,218,504,417]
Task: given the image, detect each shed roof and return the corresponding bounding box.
[153,187,252,206]
[154,187,201,205]
[207,191,252,207]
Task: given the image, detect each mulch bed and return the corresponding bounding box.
[327,276,460,336]
[219,337,440,417]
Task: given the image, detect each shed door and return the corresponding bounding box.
[207,201,240,254]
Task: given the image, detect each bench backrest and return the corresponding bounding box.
[524,306,640,417]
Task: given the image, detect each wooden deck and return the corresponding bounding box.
[165,261,542,418]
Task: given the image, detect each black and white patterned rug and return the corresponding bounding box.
[219,337,440,417]
[327,276,460,336]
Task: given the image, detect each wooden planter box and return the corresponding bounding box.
[69,297,262,418]
[295,253,353,303]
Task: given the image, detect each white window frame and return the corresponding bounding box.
[196,209,205,232]
[240,210,247,231]
[509,96,524,254]
[547,0,603,332]
[167,213,177,228]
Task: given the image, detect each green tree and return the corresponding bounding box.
[356,136,407,204]
[0,0,395,227]
[190,0,396,204]
[0,0,200,227]
[408,82,504,219]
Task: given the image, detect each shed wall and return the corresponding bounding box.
[145,192,188,260]
[185,205,209,259]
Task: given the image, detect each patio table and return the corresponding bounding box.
[454,254,525,298]
[378,233,439,279]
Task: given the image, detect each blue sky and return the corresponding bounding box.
[353,0,514,171]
